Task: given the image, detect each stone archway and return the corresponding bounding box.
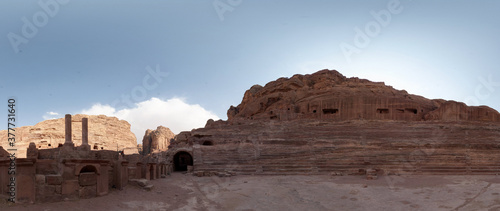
[173,151,193,171]
[79,165,97,199]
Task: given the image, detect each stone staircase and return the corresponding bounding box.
[192,121,500,176]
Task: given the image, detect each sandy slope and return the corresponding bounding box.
[2,173,500,211]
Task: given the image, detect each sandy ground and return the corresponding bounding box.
[2,173,500,211]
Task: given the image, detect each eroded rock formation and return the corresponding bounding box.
[142,126,175,155]
[169,69,500,176]
[228,69,500,122]
[0,114,138,158]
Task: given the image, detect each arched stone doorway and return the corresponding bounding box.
[173,151,193,171]
[79,165,97,198]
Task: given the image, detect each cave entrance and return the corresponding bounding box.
[173,151,193,172]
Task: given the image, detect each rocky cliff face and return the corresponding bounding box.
[171,69,500,176]
[0,114,138,158]
[228,69,500,122]
[142,126,175,155]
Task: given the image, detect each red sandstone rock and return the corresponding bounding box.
[171,69,500,176]
[141,126,175,155]
[227,69,500,122]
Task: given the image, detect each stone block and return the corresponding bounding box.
[79,172,97,186]
[79,185,96,199]
[144,185,154,191]
[36,174,45,185]
[46,175,63,185]
[16,167,36,204]
[36,185,55,196]
[36,160,59,175]
[62,166,77,180]
[61,180,79,196]
[36,185,63,203]
[55,185,62,194]
[129,179,148,187]
[35,185,56,202]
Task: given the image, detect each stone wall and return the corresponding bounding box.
[0,115,162,204]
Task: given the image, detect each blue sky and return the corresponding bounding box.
[1,0,499,143]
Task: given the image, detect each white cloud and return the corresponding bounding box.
[80,97,220,143]
[43,111,62,120]
[81,103,116,115]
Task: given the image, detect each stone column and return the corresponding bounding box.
[64,114,74,147]
[82,118,89,146]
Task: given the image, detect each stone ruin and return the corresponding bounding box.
[0,114,170,203]
[0,114,139,158]
[2,69,500,203]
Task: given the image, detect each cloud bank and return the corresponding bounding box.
[43,111,62,120]
[80,97,219,143]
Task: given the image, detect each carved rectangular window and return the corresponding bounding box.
[405,108,418,114]
[377,108,389,114]
[322,109,339,114]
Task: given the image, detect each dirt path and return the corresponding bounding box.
[2,174,500,211]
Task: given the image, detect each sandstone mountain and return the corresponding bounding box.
[228,69,500,122]
[142,126,175,155]
[0,114,138,158]
[171,69,500,176]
